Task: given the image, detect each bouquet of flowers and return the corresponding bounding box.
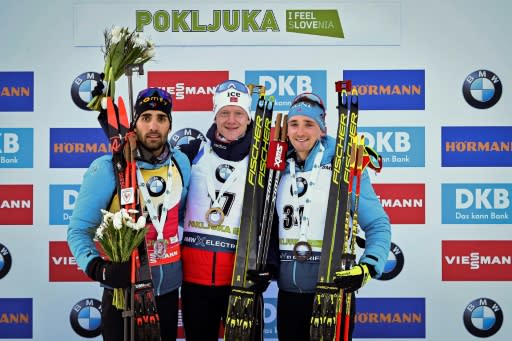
[94,208,148,309]
[88,26,156,111]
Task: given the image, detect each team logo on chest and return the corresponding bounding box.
[216,164,235,183]
[290,176,308,197]
[146,176,166,196]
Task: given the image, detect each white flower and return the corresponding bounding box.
[101,209,114,223]
[136,215,147,229]
[143,48,156,59]
[113,212,123,229]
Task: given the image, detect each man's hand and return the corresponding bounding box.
[334,263,372,292]
[86,257,131,288]
[246,269,272,293]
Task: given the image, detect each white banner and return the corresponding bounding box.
[73,1,401,46]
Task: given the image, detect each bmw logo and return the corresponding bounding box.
[169,128,206,148]
[462,70,502,109]
[355,238,404,281]
[70,72,105,111]
[0,243,12,280]
[216,164,235,183]
[290,177,308,197]
[69,298,102,338]
[147,176,166,196]
[463,297,503,337]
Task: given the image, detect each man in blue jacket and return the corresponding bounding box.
[273,92,391,341]
[67,88,191,341]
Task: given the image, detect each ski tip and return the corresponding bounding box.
[117,96,130,129]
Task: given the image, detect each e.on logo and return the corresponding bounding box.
[49,241,91,282]
[442,240,512,281]
[373,184,425,224]
[0,185,32,225]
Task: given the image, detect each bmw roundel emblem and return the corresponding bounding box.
[216,164,235,183]
[70,72,105,111]
[0,243,12,280]
[290,177,308,197]
[69,298,102,338]
[169,128,206,148]
[462,70,502,109]
[147,176,166,196]
[463,297,503,337]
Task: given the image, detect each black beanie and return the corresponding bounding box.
[132,88,172,128]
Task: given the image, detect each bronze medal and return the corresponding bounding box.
[153,239,167,258]
[293,241,312,262]
[205,207,225,226]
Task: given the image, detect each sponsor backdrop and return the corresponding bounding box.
[1,0,511,340]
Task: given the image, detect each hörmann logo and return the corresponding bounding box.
[0,71,34,112]
[353,298,425,338]
[442,126,512,167]
[50,128,110,168]
[343,70,425,110]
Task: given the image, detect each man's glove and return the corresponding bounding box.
[85,257,131,289]
[334,263,373,293]
[246,269,273,293]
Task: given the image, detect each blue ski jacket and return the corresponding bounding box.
[276,136,391,293]
[67,146,191,296]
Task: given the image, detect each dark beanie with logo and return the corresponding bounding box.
[131,88,172,128]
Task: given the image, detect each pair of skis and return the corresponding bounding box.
[310,81,383,341]
[309,80,359,341]
[224,87,288,341]
[105,94,161,341]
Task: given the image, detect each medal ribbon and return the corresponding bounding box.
[289,143,325,243]
[136,162,174,241]
[205,147,242,213]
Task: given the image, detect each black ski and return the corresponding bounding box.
[310,81,360,341]
[225,87,274,341]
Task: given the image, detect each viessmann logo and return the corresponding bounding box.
[136,9,343,38]
[147,71,228,111]
[49,241,91,282]
[442,126,512,167]
[373,184,425,224]
[442,240,512,281]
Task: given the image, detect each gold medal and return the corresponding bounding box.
[205,207,225,226]
[153,239,167,258]
[293,241,312,262]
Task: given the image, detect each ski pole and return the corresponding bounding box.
[124,63,144,122]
